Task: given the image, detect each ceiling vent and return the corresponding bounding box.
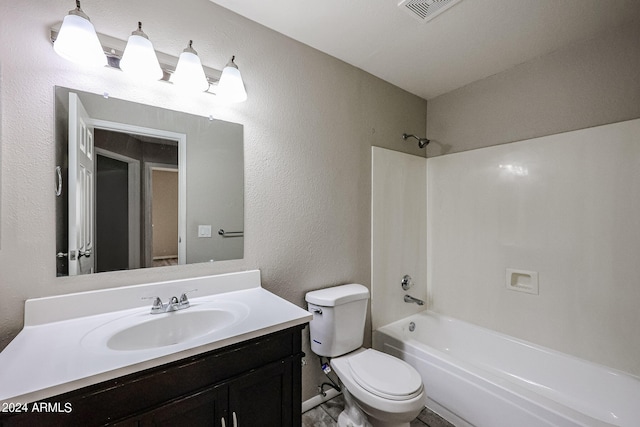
[398,0,463,23]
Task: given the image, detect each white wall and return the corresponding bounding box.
[427,118,640,376]
[0,0,427,402]
[371,147,426,329]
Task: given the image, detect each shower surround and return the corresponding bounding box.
[426,118,640,377]
[372,117,640,380]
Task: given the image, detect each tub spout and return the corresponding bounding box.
[404,295,424,305]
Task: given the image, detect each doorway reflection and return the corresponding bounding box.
[94,129,178,273]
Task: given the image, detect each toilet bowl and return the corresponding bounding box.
[332,348,425,427]
[305,284,426,427]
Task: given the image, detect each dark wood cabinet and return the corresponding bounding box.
[136,384,226,426]
[227,358,295,427]
[0,326,305,427]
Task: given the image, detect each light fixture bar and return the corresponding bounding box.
[50,24,223,93]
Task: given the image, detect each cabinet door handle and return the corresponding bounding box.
[221,417,226,427]
[232,411,238,427]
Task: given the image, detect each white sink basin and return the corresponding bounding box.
[108,309,236,350]
[82,300,249,352]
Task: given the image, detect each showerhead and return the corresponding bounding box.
[402,133,430,148]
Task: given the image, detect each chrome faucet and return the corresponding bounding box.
[404,294,424,306]
[145,291,195,314]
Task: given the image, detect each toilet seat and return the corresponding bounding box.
[331,348,426,422]
[347,349,423,401]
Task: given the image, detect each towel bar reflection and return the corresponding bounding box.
[218,229,244,238]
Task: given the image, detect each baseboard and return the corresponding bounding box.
[301,388,341,413]
[425,397,472,427]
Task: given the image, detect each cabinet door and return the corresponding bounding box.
[227,359,295,427]
[137,384,228,427]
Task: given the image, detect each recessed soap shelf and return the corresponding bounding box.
[506,268,539,295]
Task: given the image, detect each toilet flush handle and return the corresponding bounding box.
[310,308,322,315]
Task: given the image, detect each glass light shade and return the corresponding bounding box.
[217,60,247,103]
[170,50,209,92]
[54,14,107,67]
[120,34,163,81]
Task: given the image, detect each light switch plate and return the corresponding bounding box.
[198,225,212,238]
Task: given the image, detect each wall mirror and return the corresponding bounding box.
[55,86,244,277]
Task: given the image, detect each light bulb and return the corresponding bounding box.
[216,56,248,103]
[53,1,107,67]
[170,41,209,92]
[120,22,163,81]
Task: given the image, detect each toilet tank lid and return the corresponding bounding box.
[305,284,369,306]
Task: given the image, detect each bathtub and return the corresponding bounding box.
[373,311,640,427]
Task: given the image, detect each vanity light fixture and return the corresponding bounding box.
[119,22,163,81]
[51,2,248,101]
[53,0,107,67]
[170,40,210,92]
[216,56,248,103]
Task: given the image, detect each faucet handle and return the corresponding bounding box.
[401,274,413,290]
[142,296,164,313]
[179,289,198,307]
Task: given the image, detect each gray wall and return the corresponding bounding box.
[426,21,640,156]
[0,0,426,402]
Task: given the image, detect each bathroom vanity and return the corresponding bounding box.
[0,326,302,426]
[0,271,311,426]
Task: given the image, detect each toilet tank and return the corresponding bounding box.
[305,284,369,357]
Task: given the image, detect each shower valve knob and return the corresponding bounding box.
[401,274,413,290]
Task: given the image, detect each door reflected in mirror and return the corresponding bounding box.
[55,87,244,277]
[95,130,180,272]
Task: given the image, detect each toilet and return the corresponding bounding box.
[305,284,426,427]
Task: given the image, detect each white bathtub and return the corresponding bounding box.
[373,311,640,427]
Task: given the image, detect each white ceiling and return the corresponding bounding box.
[209,0,640,100]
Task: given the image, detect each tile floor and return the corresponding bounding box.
[302,394,454,427]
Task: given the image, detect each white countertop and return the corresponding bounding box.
[0,271,312,404]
